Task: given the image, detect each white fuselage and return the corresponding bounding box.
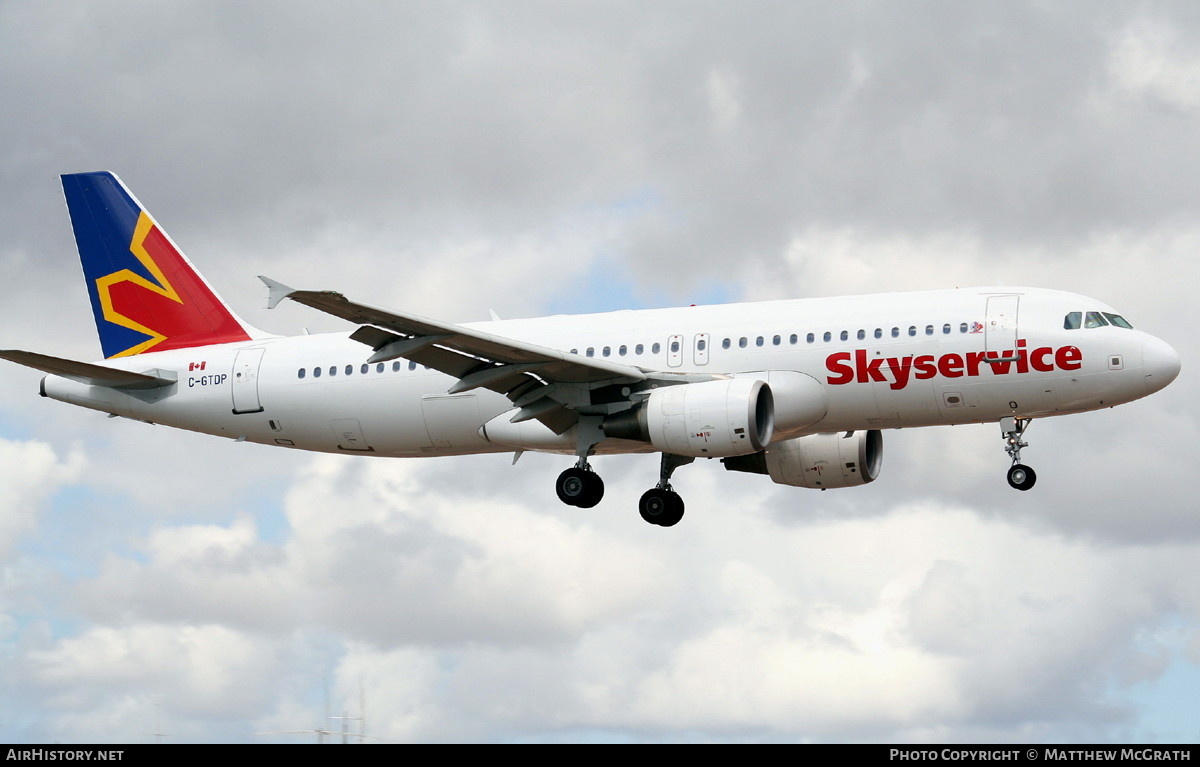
[40,286,1177,457]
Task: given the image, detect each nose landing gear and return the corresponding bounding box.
[1001,416,1037,491]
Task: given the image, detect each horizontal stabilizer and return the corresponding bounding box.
[0,350,177,389]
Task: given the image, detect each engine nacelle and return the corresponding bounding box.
[603,378,774,458]
[722,430,883,489]
[732,370,827,436]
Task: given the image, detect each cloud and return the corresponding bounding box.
[0,438,84,557]
[19,453,1197,742]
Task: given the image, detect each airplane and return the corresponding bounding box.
[0,171,1182,526]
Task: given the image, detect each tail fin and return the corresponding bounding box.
[61,171,257,358]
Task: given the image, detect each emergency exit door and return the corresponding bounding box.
[231,348,266,414]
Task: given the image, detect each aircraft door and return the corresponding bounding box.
[332,418,374,452]
[231,347,266,414]
[693,333,710,366]
[667,335,684,367]
[984,295,1020,361]
[421,394,485,449]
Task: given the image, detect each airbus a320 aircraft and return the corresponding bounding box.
[0,172,1182,526]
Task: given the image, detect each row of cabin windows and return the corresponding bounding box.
[297,319,1000,376]
[571,322,978,359]
[723,322,976,350]
[297,360,426,379]
[572,342,662,358]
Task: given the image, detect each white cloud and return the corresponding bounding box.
[1109,18,1200,111]
[0,438,84,556]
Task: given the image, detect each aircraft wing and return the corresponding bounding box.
[261,278,684,434]
[0,350,176,389]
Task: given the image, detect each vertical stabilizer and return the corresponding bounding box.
[61,171,256,358]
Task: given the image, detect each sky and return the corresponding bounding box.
[0,0,1197,744]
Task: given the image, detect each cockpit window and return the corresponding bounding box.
[1084,311,1109,328]
[1064,312,1081,330]
[1103,312,1133,329]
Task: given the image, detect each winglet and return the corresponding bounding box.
[259,276,296,310]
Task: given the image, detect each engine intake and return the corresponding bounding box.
[603,378,774,458]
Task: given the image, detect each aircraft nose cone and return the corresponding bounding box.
[1142,336,1181,394]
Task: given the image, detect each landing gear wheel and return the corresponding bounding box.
[556,467,604,508]
[1007,464,1037,491]
[639,488,685,527]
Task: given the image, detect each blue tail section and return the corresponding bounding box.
[61,172,254,358]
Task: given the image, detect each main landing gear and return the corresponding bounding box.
[638,454,694,527]
[557,416,607,509]
[553,446,694,526]
[556,463,605,508]
[1000,416,1037,491]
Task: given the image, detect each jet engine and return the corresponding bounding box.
[722,430,883,489]
[602,378,774,458]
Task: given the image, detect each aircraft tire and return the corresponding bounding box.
[557,467,604,508]
[1007,464,1037,491]
[639,488,685,526]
